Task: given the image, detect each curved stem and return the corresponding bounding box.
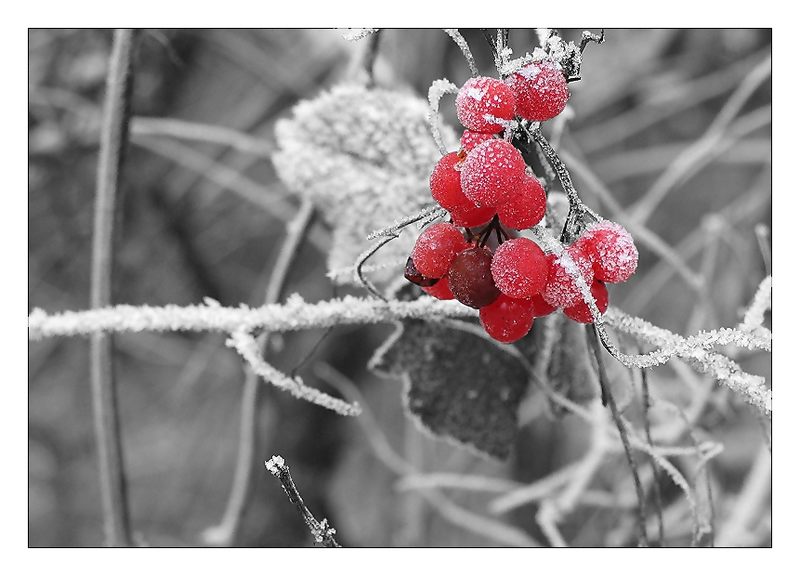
[90,28,136,547]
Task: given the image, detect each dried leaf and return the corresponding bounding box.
[370,320,529,460]
[273,84,457,286]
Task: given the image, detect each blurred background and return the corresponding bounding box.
[29,29,771,547]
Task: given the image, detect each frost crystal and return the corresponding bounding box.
[273,84,457,286]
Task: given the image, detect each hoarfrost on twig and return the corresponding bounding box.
[427,79,459,156]
[227,331,360,417]
[443,29,479,77]
[341,28,378,42]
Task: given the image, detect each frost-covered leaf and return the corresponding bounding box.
[370,320,529,460]
[273,84,457,286]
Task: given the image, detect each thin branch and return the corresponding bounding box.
[264,456,341,547]
[227,330,359,417]
[443,29,479,76]
[90,28,135,547]
[426,79,459,156]
[586,328,649,546]
[130,117,273,157]
[203,201,315,546]
[754,224,771,276]
[640,364,665,545]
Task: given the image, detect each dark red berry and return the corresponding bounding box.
[456,76,516,133]
[479,294,536,343]
[507,60,570,122]
[411,223,468,279]
[563,280,609,324]
[490,237,548,299]
[448,246,501,309]
[404,256,439,287]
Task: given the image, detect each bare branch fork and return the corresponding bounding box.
[90,28,136,547]
[265,456,340,547]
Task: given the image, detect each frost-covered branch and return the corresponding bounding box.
[427,79,459,156]
[443,29,479,77]
[28,295,476,341]
[227,331,360,417]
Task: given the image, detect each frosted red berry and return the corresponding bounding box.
[479,294,536,344]
[577,221,638,284]
[430,152,495,227]
[542,245,594,309]
[507,60,570,122]
[422,275,454,300]
[456,76,516,134]
[411,223,468,279]
[447,246,500,309]
[496,175,547,230]
[449,203,495,228]
[460,130,495,153]
[461,139,527,208]
[490,237,548,300]
[530,292,557,317]
[563,280,609,324]
[404,256,438,287]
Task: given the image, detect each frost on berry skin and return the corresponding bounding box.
[422,275,455,300]
[460,130,495,153]
[507,60,570,122]
[479,294,536,344]
[411,223,467,279]
[455,76,516,134]
[448,246,501,309]
[563,280,609,324]
[578,220,639,284]
[460,140,527,208]
[404,256,438,287]
[491,238,548,300]
[273,84,457,286]
[430,152,494,227]
[542,245,594,309]
[496,175,547,230]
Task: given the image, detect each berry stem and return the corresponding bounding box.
[527,125,586,243]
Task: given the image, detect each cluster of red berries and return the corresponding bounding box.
[403,62,639,344]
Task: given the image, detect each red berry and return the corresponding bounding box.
[563,280,609,324]
[404,256,438,287]
[455,76,516,134]
[507,60,569,122]
[496,175,547,230]
[460,130,495,153]
[577,221,638,283]
[461,140,527,208]
[411,223,468,279]
[447,246,500,309]
[542,245,594,308]
[530,292,556,317]
[430,152,495,227]
[479,294,536,343]
[449,204,495,228]
[422,275,454,300]
[491,237,548,299]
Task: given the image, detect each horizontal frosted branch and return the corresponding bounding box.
[28,294,477,341]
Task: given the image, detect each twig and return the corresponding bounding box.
[586,327,649,546]
[130,117,273,157]
[362,29,383,87]
[754,224,771,276]
[203,201,315,546]
[90,28,135,547]
[426,79,459,156]
[443,29,479,76]
[640,364,665,545]
[264,456,341,547]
